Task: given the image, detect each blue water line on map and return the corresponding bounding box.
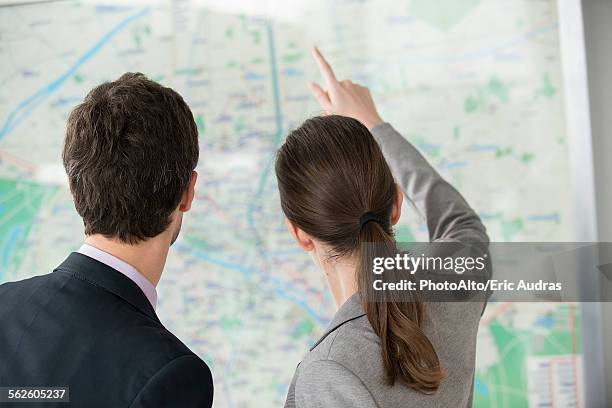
[0,7,151,141]
[239,22,329,326]
[1,226,23,276]
[245,21,283,232]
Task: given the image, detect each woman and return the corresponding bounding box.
[276,47,490,408]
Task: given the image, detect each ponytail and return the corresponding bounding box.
[357,219,445,393]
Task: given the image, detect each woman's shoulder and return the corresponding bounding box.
[291,324,381,408]
[291,302,484,408]
[300,315,384,381]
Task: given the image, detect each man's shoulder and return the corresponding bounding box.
[128,353,213,407]
[0,272,55,306]
[0,272,51,290]
[0,267,202,367]
[104,295,213,406]
[118,312,201,370]
[0,266,213,407]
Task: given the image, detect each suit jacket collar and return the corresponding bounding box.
[54,252,160,323]
[310,293,366,351]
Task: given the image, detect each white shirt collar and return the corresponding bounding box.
[77,243,157,310]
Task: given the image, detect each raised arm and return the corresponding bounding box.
[308,47,488,244]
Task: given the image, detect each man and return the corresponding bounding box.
[0,73,213,407]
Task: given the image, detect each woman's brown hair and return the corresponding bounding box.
[275,115,444,393]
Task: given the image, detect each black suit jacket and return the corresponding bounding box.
[0,253,214,407]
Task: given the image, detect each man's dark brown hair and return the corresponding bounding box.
[63,72,199,244]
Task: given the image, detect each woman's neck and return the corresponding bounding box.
[321,256,359,308]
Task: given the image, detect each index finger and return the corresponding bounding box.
[312,46,337,87]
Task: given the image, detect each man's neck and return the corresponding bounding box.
[83,234,171,287]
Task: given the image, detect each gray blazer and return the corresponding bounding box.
[284,123,489,408]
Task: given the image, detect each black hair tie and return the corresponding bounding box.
[359,212,380,229]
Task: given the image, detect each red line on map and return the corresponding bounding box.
[568,303,580,408]
[480,302,513,325]
[0,149,37,172]
[549,359,556,408]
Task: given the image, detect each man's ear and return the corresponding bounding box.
[179,171,198,212]
[390,183,403,226]
[284,217,315,251]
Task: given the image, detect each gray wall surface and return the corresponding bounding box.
[582,0,612,400]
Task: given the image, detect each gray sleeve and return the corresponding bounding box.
[284,366,298,408]
[370,123,488,244]
[293,360,378,408]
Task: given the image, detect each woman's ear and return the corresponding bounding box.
[390,183,403,226]
[284,217,315,251]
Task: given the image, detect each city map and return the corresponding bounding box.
[0,0,582,406]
